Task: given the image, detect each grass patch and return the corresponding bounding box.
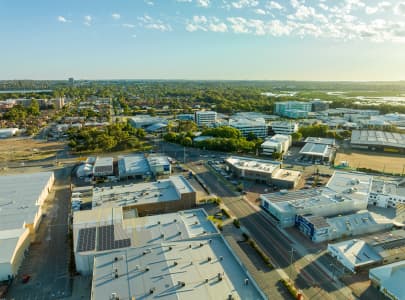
[281,279,301,299]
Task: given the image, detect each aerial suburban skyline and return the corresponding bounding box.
[1,0,405,80]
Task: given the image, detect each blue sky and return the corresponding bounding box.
[1,0,405,80]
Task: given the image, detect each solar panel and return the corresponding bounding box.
[77,227,97,252]
[97,224,131,251]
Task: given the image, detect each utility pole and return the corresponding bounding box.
[289,247,295,281]
[183,146,186,164]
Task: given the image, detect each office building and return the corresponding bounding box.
[261,171,373,227]
[228,118,267,139]
[194,111,217,127]
[274,101,312,118]
[311,100,330,112]
[0,172,54,281]
[225,156,301,189]
[261,134,291,156]
[270,121,299,135]
[117,154,151,180]
[146,154,171,178]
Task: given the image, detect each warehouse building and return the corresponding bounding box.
[328,230,405,274]
[0,172,54,281]
[92,175,196,216]
[225,156,301,189]
[73,208,215,274]
[129,115,167,129]
[369,261,405,300]
[91,235,265,300]
[117,154,150,180]
[369,179,405,208]
[295,210,392,243]
[261,134,291,156]
[351,130,405,153]
[327,239,382,273]
[93,157,114,178]
[299,137,336,163]
[146,154,171,178]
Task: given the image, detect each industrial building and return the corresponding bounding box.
[295,210,392,243]
[327,239,382,273]
[0,172,54,281]
[261,134,291,156]
[73,208,215,274]
[261,171,373,227]
[369,179,405,208]
[194,111,217,127]
[90,235,265,300]
[328,230,405,274]
[261,188,367,228]
[274,101,312,118]
[299,137,336,163]
[92,175,196,216]
[228,118,267,139]
[225,156,301,189]
[129,115,167,129]
[270,121,299,135]
[146,154,171,177]
[117,154,151,180]
[369,261,405,300]
[351,130,405,153]
[93,157,114,178]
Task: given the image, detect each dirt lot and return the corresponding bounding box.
[0,137,64,162]
[335,151,405,174]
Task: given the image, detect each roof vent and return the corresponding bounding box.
[149,287,156,294]
[217,273,223,281]
[245,278,249,285]
[207,256,212,262]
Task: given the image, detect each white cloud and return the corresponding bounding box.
[57,16,69,23]
[122,23,135,28]
[186,15,227,32]
[112,13,121,20]
[365,6,378,14]
[394,2,405,15]
[84,15,92,26]
[145,0,154,5]
[254,8,267,15]
[266,1,283,10]
[196,0,210,7]
[231,0,259,9]
[138,14,172,32]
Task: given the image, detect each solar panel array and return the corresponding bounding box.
[97,224,131,251]
[77,227,97,252]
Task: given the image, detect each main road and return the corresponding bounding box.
[155,140,355,300]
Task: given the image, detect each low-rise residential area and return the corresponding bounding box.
[0,80,405,300]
